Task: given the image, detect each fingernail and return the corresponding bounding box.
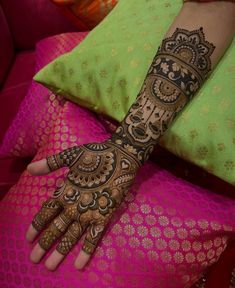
[74,261,84,270]
[30,244,45,263]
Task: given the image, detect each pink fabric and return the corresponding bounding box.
[0,0,78,50]
[0,158,30,197]
[1,102,235,288]
[0,5,14,87]
[0,51,36,142]
[0,32,88,157]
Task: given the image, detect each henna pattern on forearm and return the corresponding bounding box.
[111,27,215,163]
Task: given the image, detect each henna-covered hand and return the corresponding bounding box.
[26,141,140,270]
[26,27,215,271]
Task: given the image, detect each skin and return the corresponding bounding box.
[26,142,140,270]
[26,159,93,270]
[26,1,235,271]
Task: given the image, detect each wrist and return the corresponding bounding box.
[109,132,145,167]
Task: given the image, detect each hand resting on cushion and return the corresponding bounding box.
[26,1,235,271]
[26,140,140,270]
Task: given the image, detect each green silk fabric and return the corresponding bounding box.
[34,0,235,186]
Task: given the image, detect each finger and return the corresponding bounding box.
[38,209,74,251]
[75,223,105,270]
[45,221,84,271]
[30,243,46,264]
[44,250,64,271]
[47,146,81,172]
[27,199,63,242]
[27,159,50,176]
[30,210,73,263]
[26,224,39,242]
[30,210,73,264]
[27,146,81,175]
[74,250,90,270]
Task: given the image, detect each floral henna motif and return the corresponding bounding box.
[111,27,215,163]
[159,27,214,78]
[34,142,140,254]
[63,187,81,203]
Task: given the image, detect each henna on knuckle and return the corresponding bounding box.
[46,146,82,171]
[32,199,63,232]
[82,239,96,255]
[56,222,83,255]
[38,213,72,251]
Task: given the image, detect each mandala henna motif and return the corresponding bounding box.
[112,27,215,164]
[67,148,116,189]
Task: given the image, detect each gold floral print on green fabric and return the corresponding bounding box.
[34,0,235,185]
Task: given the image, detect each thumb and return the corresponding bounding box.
[27,159,51,175]
[27,146,81,175]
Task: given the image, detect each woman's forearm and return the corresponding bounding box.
[111,1,235,164]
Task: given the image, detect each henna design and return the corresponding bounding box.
[35,142,140,254]
[111,27,215,163]
[32,199,63,231]
[77,190,116,215]
[39,210,73,251]
[82,223,106,255]
[56,221,84,255]
[46,146,82,171]
[33,28,215,258]
[67,149,116,189]
[82,239,96,255]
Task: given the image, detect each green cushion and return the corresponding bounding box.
[34,0,235,186]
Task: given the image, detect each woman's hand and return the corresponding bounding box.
[26,141,140,270]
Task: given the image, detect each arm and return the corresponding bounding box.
[111,1,235,164]
[26,1,235,270]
